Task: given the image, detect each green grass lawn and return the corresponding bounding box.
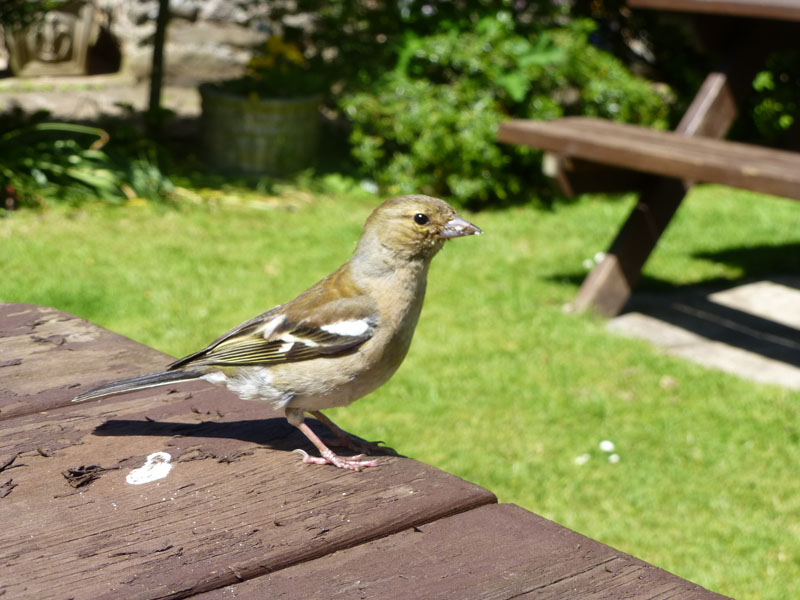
[3,185,799,599]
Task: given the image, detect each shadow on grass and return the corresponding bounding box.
[549,242,800,371]
[549,241,800,293]
[693,242,800,288]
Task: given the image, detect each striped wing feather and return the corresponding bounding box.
[168,303,377,370]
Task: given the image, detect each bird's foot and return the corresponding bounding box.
[293,449,380,471]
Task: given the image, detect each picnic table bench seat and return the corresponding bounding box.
[496,0,800,317]
[497,116,800,316]
[498,117,800,200]
[0,303,728,599]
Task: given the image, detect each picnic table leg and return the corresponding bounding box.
[572,27,770,317]
[572,177,687,316]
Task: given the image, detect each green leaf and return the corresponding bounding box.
[497,72,531,102]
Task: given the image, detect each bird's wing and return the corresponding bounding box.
[167,296,378,370]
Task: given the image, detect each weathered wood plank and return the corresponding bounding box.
[194,503,729,600]
[676,72,737,138]
[498,118,800,201]
[0,305,496,600]
[628,0,800,22]
[0,303,172,420]
[538,69,738,198]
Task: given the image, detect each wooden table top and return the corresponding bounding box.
[628,0,800,21]
[0,303,727,599]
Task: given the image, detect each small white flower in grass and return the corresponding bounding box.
[573,453,591,466]
[599,440,615,453]
[582,252,607,271]
[608,453,620,464]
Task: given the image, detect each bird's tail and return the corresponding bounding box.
[73,369,205,403]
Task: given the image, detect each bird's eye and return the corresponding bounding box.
[413,213,429,225]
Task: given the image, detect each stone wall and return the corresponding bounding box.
[2,0,288,85]
[99,0,275,85]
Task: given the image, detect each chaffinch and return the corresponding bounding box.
[74,195,481,470]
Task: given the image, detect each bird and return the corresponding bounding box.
[73,195,482,470]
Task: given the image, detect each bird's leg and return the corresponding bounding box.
[294,422,380,471]
[309,410,352,445]
[285,408,379,471]
[310,410,395,456]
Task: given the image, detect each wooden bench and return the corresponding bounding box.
[1,303,728,599]
[497,2,800,317]
[498,118,800,201]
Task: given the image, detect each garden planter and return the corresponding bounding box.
[199,83,321,176]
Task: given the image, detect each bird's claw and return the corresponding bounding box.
[293,448,380,471]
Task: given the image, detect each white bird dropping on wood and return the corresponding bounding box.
[126,451,173,485]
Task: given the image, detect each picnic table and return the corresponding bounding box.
[0,303,729,599]
[498,0,800,316]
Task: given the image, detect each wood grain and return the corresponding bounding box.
[498,118,800,201]
[0,303,173,420]
[0,304,496,599]
[194,504,729,600]
[0,304,733,599]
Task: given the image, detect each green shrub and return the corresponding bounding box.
[0,0,60,29]
[744,51,799,143]
[0,109,174,209]
[339,14,671,208]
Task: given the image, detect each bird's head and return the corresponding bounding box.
[359,195,482,262]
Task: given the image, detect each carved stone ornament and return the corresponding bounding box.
[5,1,96,76]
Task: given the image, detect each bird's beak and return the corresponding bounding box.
[439,214,483,239]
